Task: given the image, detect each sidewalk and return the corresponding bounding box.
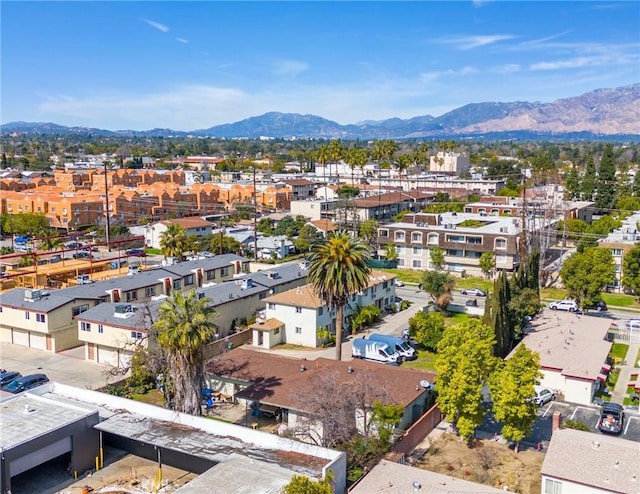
[610,341,640,405]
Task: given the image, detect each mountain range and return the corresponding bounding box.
[2,84,639,140]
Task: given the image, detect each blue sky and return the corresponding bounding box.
[2,1,639,131]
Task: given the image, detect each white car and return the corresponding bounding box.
[612,319,640,330]
[394,279,405,287]
[548,300,579,312]
[460,288,486,297]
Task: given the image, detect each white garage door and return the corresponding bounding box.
[29,332,46,351]
[10,436,71,476]
[97,346,119,366]
[12,329,29,347]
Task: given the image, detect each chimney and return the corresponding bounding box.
[552,411,562,432]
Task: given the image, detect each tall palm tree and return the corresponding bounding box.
[153,289,218,415]
[327,139,343,182]
[308,231,371,361]
[160,224,187,261]
[315,144,330,194]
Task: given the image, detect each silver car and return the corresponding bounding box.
[548,300,579,311]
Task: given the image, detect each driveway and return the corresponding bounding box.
[0,342,113,390]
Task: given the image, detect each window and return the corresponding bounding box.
[295,327,302,334]
[184,275,194,286]
[72,305,89,317]
[145,286,156,297]
[397,259,405,267]
[496,254,507,264]
[394,231,405,241]
[446,249,464,257]
[126,291,138,302]
[81,322,91,332]
[378,229,388,238]
[413,246,421,255]
[221,267,229,276]
[98,324,104,334]
[131,331,143,340]
[296,307,302,313]
[318,307,323,315]
[612,249,623,257]
[467,236,482,245]
[25,311,30,320]
[446,235,465,243]
[206,270,215,280]
[173,280,181,290]
[268,303,276,310]
[544,479,562,494]
[274,328,279,335]
[411,232,422,243]
[428,233,439,245]
[36,313,46,323]
[412,259,422,268]
[495,238,507,250]
[397,246,406,254]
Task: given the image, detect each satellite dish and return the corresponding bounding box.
[420,380,432,390]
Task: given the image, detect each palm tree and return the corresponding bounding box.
[307,231,371,361]
[153,289,218,415]
[160,224,187,260]
[327,139,343,182]
[315,144,330,194]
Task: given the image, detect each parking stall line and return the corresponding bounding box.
[624,414,639,435]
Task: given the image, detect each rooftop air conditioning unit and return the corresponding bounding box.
[24,289,42,302]
[114,303,134,318]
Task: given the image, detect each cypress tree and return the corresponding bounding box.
[581,156,596,202]
[595,144,616,210]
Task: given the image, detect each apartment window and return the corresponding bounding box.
[397,259,405,267]
[397,246,406,254]
[25,311,30,320]
[81,322,91,332]
[615,264,621,273]
[268,303,276,310]
[495,238,507,250]
[378,229,389,238]
[172,279,181,290]
[544,479,562,494]
[496,254,508,264]
[131,331,143,340]
[412,246,421,255]
[221,267,229,276]
[465,251,482,258]
[126,291,138,302]
[394,231,405,241]
[72,305,89,317]
[612,249,623,257]
[63,208,68,215]
[184,275,194,286]
[467,236,482,245]
[51,207,55,212]
[411,232,422,243]
[36,313,46,323]
[206,270,216,280]
[447,235,465,243]
[145,286,156,297]
[296,307,302,313]
[98,324,104,334]
[412,259,422,268]
[318,307,323,315]
[295,327,302,334]
[428,233,439,245]
[447,249,464,257]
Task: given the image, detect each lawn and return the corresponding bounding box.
[610,343,629,362]
[635,347,640,368]
[445,312,473,325]
[600,293,639,308]
[381,268,424,284]
[402,349,437,372]
[131,389,165,406]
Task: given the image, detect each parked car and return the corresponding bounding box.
[460,288,486,297]
[586,300,608,312]
[125,248,146,257]
[465,299,478,307]
[65,241,84,249]
[548,300,579,312]
[622,320,640,330]
[1,373,49,394]
[0,370,21,387]
[394,279,405,287]
[531,386,555,406]
[598,402,624,434]
[73,251,94,260]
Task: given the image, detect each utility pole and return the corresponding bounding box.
[252,167,258,261]
[519,176,527,263]
[104,162,111,252]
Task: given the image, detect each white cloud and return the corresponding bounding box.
[176,38,189,44]
[420,66,476,82]
[434,34,515,50]
[141,18,169,33]
[495,64,520,74]
[271,59,310,76]
[530,54,633,71]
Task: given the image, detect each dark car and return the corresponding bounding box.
[588,300,608,312]
[465,299,478,307]
[1,373,49,394]
[72,251,94,260]
[126,248,146,257]
[0,370,22,387]
[598,402,624,434]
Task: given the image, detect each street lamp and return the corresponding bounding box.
[250,167,258,261]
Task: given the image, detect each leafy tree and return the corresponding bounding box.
[479,252,495,279]
[408,311,445,351]
[294,224,325,253]
[359,219,379,249]
[308,231,371,360]
[421,270,455,310]
[429,247,445,270]
[616,196,640,216]
[422,202,464,214]
[281,473,333,494]
[274,215,306,237]
[257,218,274,235]
[350,305,381,334]
[435,319,498,443]
[622,246,640,296]
[489,345,542,452]
[383,242,397,261]
[632,168,640,197]
[371,401,404,447]
[484,271,513,358]
[153,289,218,415]
[560,247,615,309]
[564,166,580,200]
[595,144,616,210]
[344,147,368,186]
[160,224,187,260]
[581,156,596,201]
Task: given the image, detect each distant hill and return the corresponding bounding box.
[2,84,638,139]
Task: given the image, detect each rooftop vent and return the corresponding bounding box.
[24,289,42,302]
[114,303,134,318]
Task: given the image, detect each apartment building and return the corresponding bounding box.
[143,217,214,249]
[597,212,640,293]
[378,212,521,276]
[429,151,470,175]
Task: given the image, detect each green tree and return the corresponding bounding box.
[153,289,218,415]
[595,144,616,210]
[616,196,640,217]
[479,252,495,279]
[359,219,379,250]
[371,401,404,447]
[160,224,187,260]
[294,224,325,253]
[484,271,514,358]
[383,242,397,261]
[257,218,274,235]
[408,311,445,351]
[435,319,498,443]
[421,270,455,310]
[564,166,581,200]
[489,345,542,452]
[581,156,596,201]
[281,473,333,494]
[307,231,371,360]
[429,247,445,270]
[633,168,640,197]
[560,247,615,309]
[622,246,640,296]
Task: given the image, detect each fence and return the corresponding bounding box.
[203,329,253,360]
[385,404,443,463]
[366,259,398,269]
[608,328,640,344]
